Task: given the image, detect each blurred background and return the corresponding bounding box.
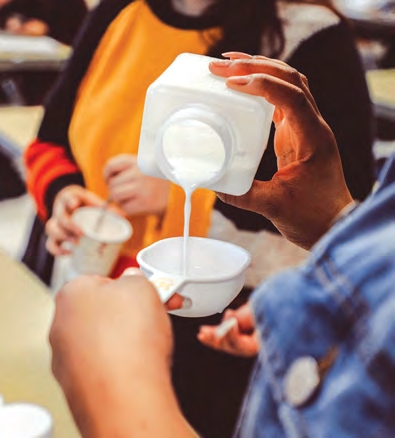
[0,0,394,266]
[0,0,99,261]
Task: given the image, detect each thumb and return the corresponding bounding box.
[80,190,106,207]
[217,179,282,220]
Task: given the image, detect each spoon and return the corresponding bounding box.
[94,197,111,232]
[215,317,238,338]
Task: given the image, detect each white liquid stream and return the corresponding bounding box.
[162,123,226,275]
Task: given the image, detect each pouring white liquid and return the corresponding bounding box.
[162,121,226,275]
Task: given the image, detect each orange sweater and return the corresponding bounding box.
[25,0,219,260]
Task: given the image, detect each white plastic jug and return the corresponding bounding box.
[137,53,274,196]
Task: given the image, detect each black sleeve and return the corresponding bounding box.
[286,21,375,201]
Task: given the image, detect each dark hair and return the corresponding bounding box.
[156,0,341,60]
[205,0,284,59]
[205,0,342,59]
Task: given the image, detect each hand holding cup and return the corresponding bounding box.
[45,185,104,256]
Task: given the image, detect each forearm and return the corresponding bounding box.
[71,360,197,438]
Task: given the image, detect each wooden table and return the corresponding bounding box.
[0,250,80,438]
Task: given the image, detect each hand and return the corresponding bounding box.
[209,53,353,249]
[198,304,259,358]
[45,185,104,256]
[50,275,195,437]
[104,154,171,217]
[5,17,49,36]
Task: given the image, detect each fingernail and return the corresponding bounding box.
[211,60,232,67]
[228,76,251,85]
[121,267,144,277]
[182,297,192,309]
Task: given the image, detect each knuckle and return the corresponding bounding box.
[292,87,309,108]
[250,73,269,94]
[287,67,302,85]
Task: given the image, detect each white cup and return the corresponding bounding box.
[0,402,53,438]
[137,237,251,317]
[70,206,133,277]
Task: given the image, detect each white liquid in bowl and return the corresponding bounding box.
[139,237,250,281]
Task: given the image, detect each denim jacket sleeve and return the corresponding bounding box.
[235,155,395,438]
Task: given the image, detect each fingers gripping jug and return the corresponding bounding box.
[137,53,274,195]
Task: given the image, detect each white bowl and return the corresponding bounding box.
[137,237,251,317]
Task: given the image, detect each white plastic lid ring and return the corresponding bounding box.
[155,105,235,186]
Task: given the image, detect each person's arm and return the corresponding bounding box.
[209,53,353,249]
[50,275,197,438]
[24,140,86,257]
[24,139,105,256]
[24,0,144,222]
[24,138,84,221]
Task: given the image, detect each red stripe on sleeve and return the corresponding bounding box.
[24,139,81,220]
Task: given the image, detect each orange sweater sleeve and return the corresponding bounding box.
[24,138,84,220]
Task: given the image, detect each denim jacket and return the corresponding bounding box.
[236,155,395,438]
